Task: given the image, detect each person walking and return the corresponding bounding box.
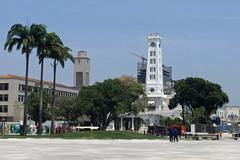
[173,128,178,142]
[169,128,173,142]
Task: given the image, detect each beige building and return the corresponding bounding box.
[74,51,90,88]
[0,74,79,122]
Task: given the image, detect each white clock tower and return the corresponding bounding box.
[140,33,165,126]
[146,33,164,97]
[139,33,181,128]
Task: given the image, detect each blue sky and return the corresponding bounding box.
[0,0,239,105]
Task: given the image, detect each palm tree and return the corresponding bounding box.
[4,24,46,136]
[37,32,63,135]
[36,31,62,135]
[50,46,75,134]
[37,32,74,134]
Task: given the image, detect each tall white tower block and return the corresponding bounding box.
[146,33,164,97]
[139,34,182,128]
[74,51,90,88]
[140,33,165,126]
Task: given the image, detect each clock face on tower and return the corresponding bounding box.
[150,42,156,47]
[150,88,155,92]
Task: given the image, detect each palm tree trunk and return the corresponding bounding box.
[38,59,44,135]
[51,59,57,134]
[23,53,30,136]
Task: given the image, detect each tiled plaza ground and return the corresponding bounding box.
[0,139,239,160]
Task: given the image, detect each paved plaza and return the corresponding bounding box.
[0,139,239,160]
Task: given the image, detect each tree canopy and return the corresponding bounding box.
[169,77,229,124]
[54,96,79,123]
[76,77,145,130]
[28,90,50,123]
[28,90,77,124]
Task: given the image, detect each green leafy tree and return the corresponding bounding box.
[200,82,228,120]
[28,90,51,123]
[118,75,145,114]
[4,23,46,135]
[189,106,205,124]
[159,116,183,126]
[77,78,144,130]
[55,96,79,123]
[169,77,229,124]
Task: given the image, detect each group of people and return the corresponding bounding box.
[169,128,179,142]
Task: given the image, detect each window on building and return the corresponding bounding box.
[22,96,25,102]
[3,105,8,112]
[19,84,33,92]
[0,94,8,101]
[18,95,25,102]
[19,84,23,91]
[0,83,9,90]
[150,67,156,72]
[4,95,8,101]
[150,74,156,80]
[19,84,24,91]
[150,59,156,64]
[0,105,8,113]
[33,87,39,92]
[150,51,156,57]
[48,89,51,94]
